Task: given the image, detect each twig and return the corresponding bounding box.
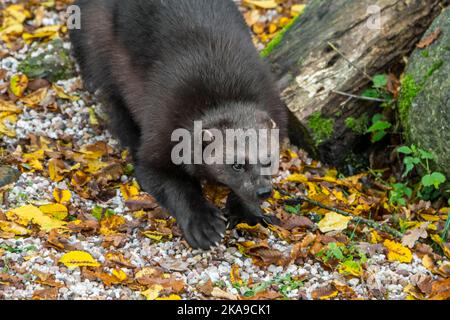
[327,41,373,82]
[277,189,403,238]
[332,90,389,103]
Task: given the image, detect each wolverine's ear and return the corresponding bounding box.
[270,119,277,129]
[202,129,215,142]
[256,110,277,129]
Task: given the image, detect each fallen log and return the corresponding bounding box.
[269,0,448,169]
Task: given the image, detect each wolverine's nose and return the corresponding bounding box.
[256,187,273,200]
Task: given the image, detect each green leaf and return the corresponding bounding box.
[422,172,446,189]
[361,88,381,99]
[418,149,435,160]
[367,120,391,133]
[371,130,387,142]
[372,74,388,88]
[397,146,413,155]
[403,156,420,176]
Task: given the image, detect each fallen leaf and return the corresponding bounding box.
[53,188,71,204]
[318,212,352,233]
[384,239,413,263]
[39,203,68,220]
[32,287,58,300]
[59,251,101,268]
[416,28,441,49]
[6,205,66,232]
[401,222,428,248]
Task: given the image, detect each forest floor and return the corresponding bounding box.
[0,1,449,300]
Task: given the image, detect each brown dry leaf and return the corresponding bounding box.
[105,252,135,269]
[33,271,64,288]
[401,222,429,248]
[278,211,313,230]
[211,287,239,300]
[67,218,99,234]
[135,267,185,294]
[20,87,48,108]
[197,278,214,296]
[428,278,450,300]
[311,284,339,300]
[125,194,157,211]
[416,28,441,49]
[237,241,286,266]
[32,287,59,300]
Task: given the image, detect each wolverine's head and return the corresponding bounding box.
[189,103,280,203]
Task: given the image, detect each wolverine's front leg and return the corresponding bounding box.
[225,192,280,229]
[135,164,226,249]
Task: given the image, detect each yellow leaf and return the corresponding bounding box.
[120,183,139,200]
[230,264,243,286]
[291,4,306,17]
[10,74,28,97]
[0,220,30,236]
[59,251,101,268]
[141,284,164,300]
[284,173,308,184]
[370,230,382,244]
[430,234,450,259]
[20,87,48,108]
[22,149,44,171]
[53,188,71,204]
[384,239,413,263]
[48,158,66,182]
[112,268,127,282]
[39,203,68,220]
[52,84,79,101]
[99,215,126,236]
[22,25,60,42]
[156,294,182,300]
[317,212,352,233]
[6,205,66,232]
[0,99,22,113]
[243,0,278,9]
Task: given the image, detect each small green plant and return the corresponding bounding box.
[389,183,412,206]
[397,145,446,190]
[284,204,301,215]
[91,206,116,220]
[316,243,367,276]
[362,74,394,104]
[366,113,392,143]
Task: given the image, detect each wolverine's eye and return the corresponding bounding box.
[232,163,245,172]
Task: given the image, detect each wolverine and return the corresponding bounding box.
[70,0,288,249]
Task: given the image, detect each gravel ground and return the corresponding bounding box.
[0,0,448,301]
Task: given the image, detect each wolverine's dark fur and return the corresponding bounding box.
[70,0,288,249]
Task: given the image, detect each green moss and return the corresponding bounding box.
[307,112,334,146]
[421,50,430,58]
[398,74,420,133]
[399,59,444,133]
[260,14,302,58]
[345,114,369,135]
[424,59,443,80]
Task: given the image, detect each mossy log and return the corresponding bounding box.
[268,0,447,168]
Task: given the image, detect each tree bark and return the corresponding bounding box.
[269,0,448,168]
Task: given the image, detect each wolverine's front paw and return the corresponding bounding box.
[180,204,227,250]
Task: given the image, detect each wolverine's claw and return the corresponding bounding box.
[219,214,227,222]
